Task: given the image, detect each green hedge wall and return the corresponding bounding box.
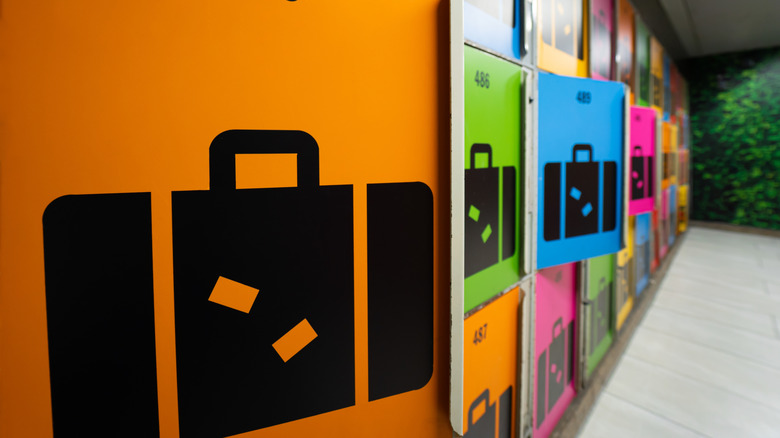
[682,47,780,230]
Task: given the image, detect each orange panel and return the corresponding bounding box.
[462,287,521,437]
[0,1,450,437]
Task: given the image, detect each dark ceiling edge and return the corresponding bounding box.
[629,0,688,61]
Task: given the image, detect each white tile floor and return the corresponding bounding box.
[578,226,780,438]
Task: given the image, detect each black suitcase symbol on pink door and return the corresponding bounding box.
[631,145,654,200]
[535,318,574,428]
[543,144,617,241]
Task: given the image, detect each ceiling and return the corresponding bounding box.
[631,0,780,60]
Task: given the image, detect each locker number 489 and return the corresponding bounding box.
[576,91,592,104]
[475,71,490,88]
[473,323,488,345]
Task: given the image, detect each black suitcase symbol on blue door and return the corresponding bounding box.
[42,130,434,437]
[465,143,516,278]
[543,144,617,241]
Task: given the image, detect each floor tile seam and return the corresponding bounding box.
[676,250,764,265]
[639,325,780,370]
[773,315,780,339]
[679,249,765,262]
[652,291,772,317]
[683,247,766,255]
[764,278,780,291]
[678,262,777,281]
[617,356,780,420]
[654,284,769,309]
[625,327,780,372]
[647,303,778,340]
[658,284,780,310]
[666,252,758,267]
[666,291,780,317]
[623,342,780,412]
[667,263,770,279]
[665,267,770,289]
[654,287,772,314]
[659,276,770,298]
[601,391,711,438]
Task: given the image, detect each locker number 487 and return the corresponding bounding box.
[475,71,490,88]
[473,323,488,345]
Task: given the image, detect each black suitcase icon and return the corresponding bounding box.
[465,143,516,278]
[591,10,611,78]
[42,130,434,437]
[636,240,649,288]
[464,387,513,438]
[555,0,575,56]
[588,278,611,354]
[543,144,617,241]
[616,264,629,312]
[631,145,654,200]
[535,317,574,428]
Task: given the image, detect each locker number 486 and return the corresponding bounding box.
[473,323,488,345]
[475,71,490,88]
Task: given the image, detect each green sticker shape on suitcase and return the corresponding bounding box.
[585,253,615,377]
[464,46,524,313]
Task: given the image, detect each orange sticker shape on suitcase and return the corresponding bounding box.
[273,319,319,363]
[208,276,260,314]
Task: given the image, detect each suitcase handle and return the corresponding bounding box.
[572,144,593,162]
[209,129,320,190]
[552,317,563,338]
[633,145,643,156]
[469,143,493,169]
[468,389,491,427]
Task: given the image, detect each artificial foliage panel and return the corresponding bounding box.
[537,73,625,269]
[464,46,523,312]
[685,47,780,230]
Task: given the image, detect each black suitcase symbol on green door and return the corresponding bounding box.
[465,143,516,278]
